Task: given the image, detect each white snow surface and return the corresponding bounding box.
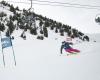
[0,30,100,80]
[0,2,100,80]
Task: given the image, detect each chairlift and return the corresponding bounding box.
[95,14,100,23]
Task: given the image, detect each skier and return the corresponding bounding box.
[60,41,80,54]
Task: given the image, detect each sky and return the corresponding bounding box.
[3,0,100,33]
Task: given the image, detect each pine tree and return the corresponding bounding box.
[10,4,16,14]
[44,21,50,27]
[0,23,5,31]
[30,27,37,35]
[59,28,64,36]
[43,27,48,37]
[72,29,79,37]
[0,12,7,17]
[55,28,58,33]
[50,24,54,30]
[6,20,15,36]
[39,20,43,34]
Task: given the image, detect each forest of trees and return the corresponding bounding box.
[0,1,89,41]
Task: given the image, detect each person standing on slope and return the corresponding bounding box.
[60,41,80,54]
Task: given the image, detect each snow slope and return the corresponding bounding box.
[0,30,100,80]
[0,1,100,80]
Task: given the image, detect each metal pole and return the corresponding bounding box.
[10,39,16,66]
[29,0,33,10]
[31,0,32,9]
[0,31,5,67]
[9,30,16,66]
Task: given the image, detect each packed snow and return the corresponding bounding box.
[0,1,100,80]
[0,30,100,80]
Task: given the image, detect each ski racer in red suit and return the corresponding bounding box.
[60,41,80,54]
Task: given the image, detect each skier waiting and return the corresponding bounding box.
[60,41,80,54]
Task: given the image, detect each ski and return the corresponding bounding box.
[67,52,79,56]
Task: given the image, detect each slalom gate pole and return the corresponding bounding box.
[0,31,5,67]
[11,42,16,66]
[9,30,16,66]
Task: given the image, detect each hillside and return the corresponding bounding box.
[0,1,89,41]
[0,27,100,80]
[0,1,100,80]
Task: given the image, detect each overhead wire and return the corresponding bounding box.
[29,2,100,10]
[32,0,100,8]
[4,0,100,10]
